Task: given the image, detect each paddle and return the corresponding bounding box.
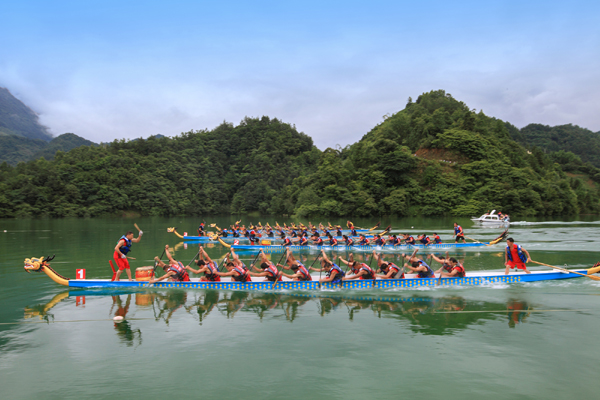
[465,235,492,247]
[219,250,232,272]
[153,248,166,273]
[529,260,600,281]
[436,251,450,286]
[272,252,287,290]
[134,223,142,232]
[186,249,201,268]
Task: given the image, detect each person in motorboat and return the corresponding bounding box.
[150,245,190,283]
[504,237,531,274]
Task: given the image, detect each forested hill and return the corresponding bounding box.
[0,117,319,217]
[0,133,95,166]
[272,91,600,217]
[0,90,599,218]
[0,87,52,140]
[515,123,600,168]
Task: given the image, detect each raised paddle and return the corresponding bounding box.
[436,251,450,286]
[529,260,600,281]
[272,251,287,290]
[134,223,142,232]
[219,249,233,272]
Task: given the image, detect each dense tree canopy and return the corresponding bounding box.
[1,91,599,218]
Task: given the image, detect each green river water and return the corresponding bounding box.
[2,216,600,399]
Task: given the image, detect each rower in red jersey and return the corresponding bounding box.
[372,251,404,279]
[249,251,282,281]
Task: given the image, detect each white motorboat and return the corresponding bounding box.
[471,210,510,225]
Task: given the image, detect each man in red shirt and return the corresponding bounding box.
[504,237,531,274]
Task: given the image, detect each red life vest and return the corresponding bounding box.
[168,261,190,282]
[204,261,220,281]
[359,263,375,279]
[296,264,312,281]
[233,266,251,282]
[388,263,404,278]
[265,265,281,281]
[452,264,466,277]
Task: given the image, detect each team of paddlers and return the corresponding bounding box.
[113,221,530,283]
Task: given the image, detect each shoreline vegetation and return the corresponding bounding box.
[1,90,599,218]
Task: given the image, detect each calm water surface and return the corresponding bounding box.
[2,216,600,399]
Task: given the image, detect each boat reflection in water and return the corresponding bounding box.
[24,290,537,336]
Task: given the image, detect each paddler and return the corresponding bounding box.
[400,251,435,278]
[249,251,282,281]
[372,251,403,279]
[298,233,310,246]
[280,249,312,281]
[373,234,385,246]
[342,234,354,246]
[326,233,338,246]
[185,246,221,281]
[404,234,416,245]
[432,233,442,244]
[429,253,466,277]
[197,221,206,236]
[358,234,370,245]
[453,223,466,243]
[309,250,345,283]
[216,249,252,281]
[114,230,143,281]
[150,245,190,283]
[339,254,376,280]
[504,237,531,274]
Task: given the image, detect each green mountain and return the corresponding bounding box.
[0,90,598,218]
[517,123,600,168]
[0,87,52,140]
[0,132,96,166]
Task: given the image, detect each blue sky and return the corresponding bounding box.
[1,0,599,148]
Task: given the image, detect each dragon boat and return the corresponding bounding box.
[167,227,376,241]
[216,230,508,253]
[23,255,600,292]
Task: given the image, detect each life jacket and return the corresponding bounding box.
[359,238,369,245]
[406,236,415,245]
[205,261,220,280]
[420,236,430,245]
[117,236,132,255]
[359,263,375,279]
[300,237,309,246]
[283,237,292,246]
[442,262,453,273]
[388,263,404,279]
[454,226,463,235]
[351,229,357,236]
[375,238,384,246]
[326,263,345,282]
[232,266,251,282]
[296,263,312,281]
[221,229,229,238]
[452,263,466,277]
[416,260,434,278]
[434,235,442,244]
[314,237,323,246]
[168,261,190,282]
[329,237,338,246]
[265,265,281,282]
[506,244,528,263]
[346,238,354,246]
[336,229,343,236]
[198,223,205,231]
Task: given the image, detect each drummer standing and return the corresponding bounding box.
[114,230,142,281]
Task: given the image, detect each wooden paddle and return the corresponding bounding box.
[529,260,600,281]
[271,251,288,289]
[134,223,141,232]
[465,235,492,247]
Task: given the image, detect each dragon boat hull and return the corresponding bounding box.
[223,242,497,253]
[63,269,588,290]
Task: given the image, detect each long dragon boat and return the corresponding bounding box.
[23,255,600,291]
[168,227,375,241]
[217,229,508,253]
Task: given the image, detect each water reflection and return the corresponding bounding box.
[23,289,541,337]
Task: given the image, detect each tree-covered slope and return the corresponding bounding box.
[0,132,95,165]
[0,117,319,217]
[0,87,52,141]
[518,123,600,168]
[32,133,96,161]
[273,90,599,217]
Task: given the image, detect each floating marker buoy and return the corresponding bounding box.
[113,316,124,322]
[411,226,414,229]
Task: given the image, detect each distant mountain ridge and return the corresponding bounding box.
[0,87,52,141]
[0,133,96,165]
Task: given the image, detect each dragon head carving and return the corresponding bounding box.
[167,227,176,233]
[24,255,55,273]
